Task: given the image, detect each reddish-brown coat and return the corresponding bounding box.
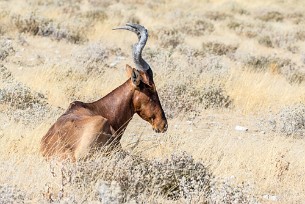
[40,65,167,160]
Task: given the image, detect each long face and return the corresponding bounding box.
[133,82,168,133]
[127,66,168,133]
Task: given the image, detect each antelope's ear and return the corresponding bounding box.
[126,65,141,86]
[125,64,133,78]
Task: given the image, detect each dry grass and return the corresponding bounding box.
[1,0,305,203]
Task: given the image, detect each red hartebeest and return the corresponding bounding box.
[40,23,168,161]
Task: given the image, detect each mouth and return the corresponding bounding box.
[153,128,160,133]
[153,123,168,133]
[153,127,163,133]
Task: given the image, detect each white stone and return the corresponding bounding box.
[263,194,278,201]
[235,125,248,131]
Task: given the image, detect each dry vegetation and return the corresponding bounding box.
[1,0,305,203]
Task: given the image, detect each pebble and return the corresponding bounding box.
[235,125,248,132]
[263,194,278,201]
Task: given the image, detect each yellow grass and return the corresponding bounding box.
[227,69,305,112]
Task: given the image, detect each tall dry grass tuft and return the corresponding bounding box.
[226,68,305,113]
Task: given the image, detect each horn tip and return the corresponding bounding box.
[112,27,126,31]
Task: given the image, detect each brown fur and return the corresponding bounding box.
[40,65,167,160]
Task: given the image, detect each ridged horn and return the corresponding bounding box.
[113,23,150,72]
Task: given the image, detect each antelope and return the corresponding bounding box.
[40,23,168,161]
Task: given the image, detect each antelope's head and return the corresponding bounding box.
[114,23,168,133]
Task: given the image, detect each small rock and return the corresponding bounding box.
[186,120,193,124]
[235,125,248,132]
[263,194,278,201]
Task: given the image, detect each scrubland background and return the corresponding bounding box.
[1,0,305,203]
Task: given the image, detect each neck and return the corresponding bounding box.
[88,79,135,134]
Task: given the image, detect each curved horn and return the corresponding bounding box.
[113,23,150,72]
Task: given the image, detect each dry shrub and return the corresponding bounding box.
[0,83,46,110]
[0,184,26,204]
[270,103,305,137]
[243,55,305,84]
[205,11,232,21]
[0,26,7,36]
[145,0,166,9]
[230,6,250,15]
[248,19,301,51]
[286,12,303,24]
[0,65,13,82]
[47,25,85,44]
[44,151,257,203]
[49,151,212,203]
[257,11,284,22]
[242,55,305,84]
[273,57,305,84]
[258,35,273,48]
[156,50,231,117]
[82,9,108,21]
[199,54,230,75]
[11,14,86,43]
[159,83,201,118]
[257,31,297,51]
[159,83,232,118]
[243,55,271,71]
[210,179,257,203]
[0,82,53,125]
[154,28,184,49]
[124,15,140,25]
[72,43,125,73]
[177,46,205,68]
[73,42,109,74]
[0,38,14,60]
[181,18,214,36]
[144,47,180,74]
[35,0,82,7]
[200,86,232,109]
[227,21,257,38]
[87,0,113,8]
[35,0,82,16]
[11,14,45,35]
[244,55,289,71]
[177,45,204,57]
[202,42,238,56]
[295,30,305,41]
[176,47,229,75]
[227,21,241,30]
[227,20,261,38]
[288,71,305,84]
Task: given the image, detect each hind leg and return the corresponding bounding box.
[74,116,113,160]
